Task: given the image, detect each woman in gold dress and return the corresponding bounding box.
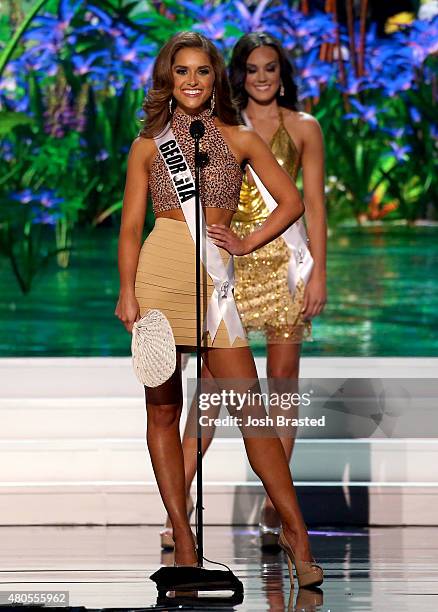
[160,32,327,551]
[230,33,327,546]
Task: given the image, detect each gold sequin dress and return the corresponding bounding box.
[232,111,312,343]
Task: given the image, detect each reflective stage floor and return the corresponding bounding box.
[1,525,437,611]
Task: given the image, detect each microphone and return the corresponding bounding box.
[190,120,209,168]
[198,151,209,168]
[190,119,205,140]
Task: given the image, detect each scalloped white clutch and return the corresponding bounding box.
[131,309,176,387]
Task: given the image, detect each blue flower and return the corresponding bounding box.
[31,211,61,226]
[10,189,64,209]
[72,52,109,76]
[39,190,64,208]
[381,127,411,139]
[233,0,276,32]
[95,149,109,162]
[384,142,412,162]
[178,0,232,39]
[11,189,34,204]
[1,139,14,162]
[344,99,384,129]
[409,106,421,123]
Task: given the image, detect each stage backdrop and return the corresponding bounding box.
[1,0,437,357]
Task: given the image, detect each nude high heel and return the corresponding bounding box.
[259,522,281,549]
[258,501,281,549]
[173,531,199,567]
[278,529,324,588]
[160,494,195,550]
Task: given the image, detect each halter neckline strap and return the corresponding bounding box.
[242,107,286,146]
[172,107,213,128]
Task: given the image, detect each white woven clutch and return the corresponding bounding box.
[131,309,176,387]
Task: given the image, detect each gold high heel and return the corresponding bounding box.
[160,494,195,550]
[278,529,324,589]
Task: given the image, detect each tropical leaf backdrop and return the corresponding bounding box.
[0,0,437,292]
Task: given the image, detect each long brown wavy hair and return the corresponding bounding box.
[139,32,239,138]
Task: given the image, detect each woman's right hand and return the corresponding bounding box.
[115,291,140,333]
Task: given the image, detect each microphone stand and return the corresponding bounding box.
[150,117,244,606]
[193,123,205,567]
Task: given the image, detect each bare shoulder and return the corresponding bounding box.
[283,109,323,140]
[130,135,156,157]
[232,124,267,147]
[219,123,254,141]
[129,135,157,170]
[298,112,322,135]
[218,123,264,158]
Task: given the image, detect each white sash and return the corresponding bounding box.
[154,123,246,344]
[242,111,314,294]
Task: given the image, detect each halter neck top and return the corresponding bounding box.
[149,108,243,214]
[234,108,300,223]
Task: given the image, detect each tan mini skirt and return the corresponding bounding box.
[135,217,248,351]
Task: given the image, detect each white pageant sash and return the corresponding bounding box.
[242,111,314,294]
[154,124,245,344]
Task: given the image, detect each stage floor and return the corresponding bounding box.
[1,525,437,611]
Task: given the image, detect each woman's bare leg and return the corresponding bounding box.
[179,346,301,530]
[145,352,196,565]
[181,364,219,496]
[262,342,301,527]
[182,345,301,495]
[161,365,219,536]
[203,346,313,561]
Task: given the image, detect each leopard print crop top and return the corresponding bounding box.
[149,108,243,213]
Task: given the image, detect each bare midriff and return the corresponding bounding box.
[155,208,234,227]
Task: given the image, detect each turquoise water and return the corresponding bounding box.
[1,225,437,357]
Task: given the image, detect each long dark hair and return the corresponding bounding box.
[140,32,239,138]
[229,32,299,113]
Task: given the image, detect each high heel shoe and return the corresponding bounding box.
[278,529,324,589]
[259,522,281,549]
[160,494,195,550]
[259,502,281,549]
[173,531,198,568]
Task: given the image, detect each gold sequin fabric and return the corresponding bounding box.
[232,112,311,344]
[149,108,243,214]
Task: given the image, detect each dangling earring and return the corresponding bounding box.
[168,97,173,115]
[279,80,285,97]
[210,87,216,115]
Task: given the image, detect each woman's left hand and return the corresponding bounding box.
[207,224,249,256]
[302,273,327,320]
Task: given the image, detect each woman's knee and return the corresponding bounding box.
[266,344,301,379]
[267,363,299,379]
[147,402,182,429]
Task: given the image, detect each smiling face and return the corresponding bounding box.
[244,45,281,104]
[171,47,215,114]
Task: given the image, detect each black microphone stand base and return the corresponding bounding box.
[150,565,244,606]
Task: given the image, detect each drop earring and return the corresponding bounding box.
[210,87,216,115]
[280,81,285,96]
[168,97,173,115]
